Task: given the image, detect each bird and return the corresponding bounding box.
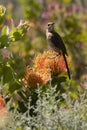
[46,22,71,79]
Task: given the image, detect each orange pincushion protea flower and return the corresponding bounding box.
[0,96,5,110]
[23,67,51,87]
[34,50,70,74]
[0,96,7,116]
[34,52,48,70]
[34,68,51,84]
[45,54,68,73]
[0,96,9,129]
[23,50,70,86]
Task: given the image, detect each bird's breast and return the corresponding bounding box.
[46,30,53,40]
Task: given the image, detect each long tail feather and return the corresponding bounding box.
[63,52,71,79]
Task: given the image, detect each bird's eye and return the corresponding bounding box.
[48,24,50,26]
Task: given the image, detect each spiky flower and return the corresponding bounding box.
[23,50,70,87]
[0,96,5,110]
[34,50,70,74]
[23,67,51,87]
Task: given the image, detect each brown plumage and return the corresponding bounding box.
[46,22,71,79]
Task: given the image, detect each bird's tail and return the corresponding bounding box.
[63,52,71,79]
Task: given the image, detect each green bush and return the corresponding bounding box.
[2,86,87,130]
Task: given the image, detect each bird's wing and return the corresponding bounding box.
[52,31,68,55]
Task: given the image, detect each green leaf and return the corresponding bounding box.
[1,26,9,35]
[0,35,9,48]
[3,64,13,83]
[13,31,22,41]
[0,17,4,25]
[62,0,72,3]
[70,90,78,99]
[0,6,6,25]
[0,5,6,17]
[52,75,67,86]
[9,81,22,93]
[16,128,21,130]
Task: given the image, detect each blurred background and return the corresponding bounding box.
[0,0,87,85]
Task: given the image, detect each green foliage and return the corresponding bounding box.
[0,21,29,49]
[2,86,87,130]
[59,0,72,3]
[9,21,29,42]
[0,5,6,25]
[0,35,9,48]
[0,6,29,99]
[0,2,87,129]
[19,0,42,19]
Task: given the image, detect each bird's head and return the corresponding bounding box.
[47,22,55,32]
